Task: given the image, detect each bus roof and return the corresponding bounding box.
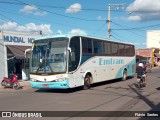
[35,33,134,45]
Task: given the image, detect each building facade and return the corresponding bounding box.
[147,30,160,48]
[135,49,152,62]
[0,30,39,82]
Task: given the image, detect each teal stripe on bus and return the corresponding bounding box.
[80,55,93,65]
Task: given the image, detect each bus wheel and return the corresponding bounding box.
[83,75,91,90]
[122,70,127,81]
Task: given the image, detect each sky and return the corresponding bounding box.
[1,0,160,48]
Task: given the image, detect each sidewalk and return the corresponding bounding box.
[19,80,31,88]
[152,66,160,69]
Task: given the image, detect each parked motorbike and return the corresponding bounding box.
[1,74,21,90]
[137,75,146,88]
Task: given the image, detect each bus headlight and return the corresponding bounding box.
[30,78,37,82]
[56,78,66,82]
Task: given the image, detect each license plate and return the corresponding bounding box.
[42,84,49,87]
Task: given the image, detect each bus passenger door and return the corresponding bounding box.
[68,37,81,87]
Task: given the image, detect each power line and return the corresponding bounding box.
[92,22,106,35]
[14,0,105,22]
[0,1,22,5]
[0,1,107,12]
[0,1,110,12]
[112,23,160,30]
[0,2,106,30]
[0,8,106,32]
[112,21,147,38]
[36,4,108,12]
[111,21,160,42]
[3,0,160,40]
[0,0,108,35]
[2,1,160,14]
[111,31,127,41]
[0,13,22,25]
[0,7,107,36]
[111,34,123,42]
[111,33,146,48]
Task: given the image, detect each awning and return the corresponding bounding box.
[155,53,160,58]
[7,45,31,59]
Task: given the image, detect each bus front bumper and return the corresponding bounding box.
[30,80,69,89]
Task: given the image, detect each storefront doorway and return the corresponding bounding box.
[6,45,30,80]
[7,58,23,79]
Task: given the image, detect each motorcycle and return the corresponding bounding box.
[1,74,21,90]
[137,75,146,88]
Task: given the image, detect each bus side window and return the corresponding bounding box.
[82,38,92,54]
[83,48,88,53]
[123,45,135,56]
[104,42,111,55]
[118,44,125,56]
[111,43,118,55]
[93,40,103,54]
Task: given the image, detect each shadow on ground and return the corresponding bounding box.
[34,77,133,93]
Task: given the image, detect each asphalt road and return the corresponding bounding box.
[0,67,160,120]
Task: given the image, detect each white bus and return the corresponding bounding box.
[30,34,135,89]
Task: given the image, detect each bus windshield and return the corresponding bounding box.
[30,38,68,74]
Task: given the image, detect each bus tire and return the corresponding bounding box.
[122,70,127,81]
[83,75,91,90]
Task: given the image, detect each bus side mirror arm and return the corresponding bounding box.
[68,47,76,62]
[68,47,71,53]
[25,48,31,58]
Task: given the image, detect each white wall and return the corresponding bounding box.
[3,31,39,46]
[0,31,40,82]
[147,30,160,48]
[0,31,7,81]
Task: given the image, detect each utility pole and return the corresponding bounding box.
[107,4,111,39]
[107,4,125,39]
[40,30,43,36]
